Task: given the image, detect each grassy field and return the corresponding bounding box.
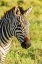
[0,0,42,64]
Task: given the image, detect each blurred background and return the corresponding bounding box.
[0,0,42,64]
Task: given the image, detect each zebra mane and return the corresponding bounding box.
[1,7,15,19]
[1,6,24,20]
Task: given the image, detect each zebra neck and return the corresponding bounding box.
[0,9,15,46]
[0,19,13,46]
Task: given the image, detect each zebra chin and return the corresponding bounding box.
[21,37,31,49]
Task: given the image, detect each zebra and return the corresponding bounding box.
[0,6,32,64]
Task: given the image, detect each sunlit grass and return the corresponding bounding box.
[0,0,42,64]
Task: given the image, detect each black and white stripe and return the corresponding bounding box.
[0,7,25,64]
[0,6,32,64]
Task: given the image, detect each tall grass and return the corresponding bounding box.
[0,0,42,64]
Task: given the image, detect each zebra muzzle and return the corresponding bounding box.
[21,37,31,49]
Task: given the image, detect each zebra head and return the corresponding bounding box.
[13,6,32,49]
[10,6,32,49]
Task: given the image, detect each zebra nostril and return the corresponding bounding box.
[26,42,31,48]
[21,37,31,49]
[21,41,31,49]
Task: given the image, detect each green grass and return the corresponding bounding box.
[0,0,42,64]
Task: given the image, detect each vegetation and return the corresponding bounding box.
[0,0,42,64]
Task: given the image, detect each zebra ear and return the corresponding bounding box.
[24,6,33,15]
[14,6,20,15]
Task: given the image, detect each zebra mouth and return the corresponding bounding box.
[21,37,31,49]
